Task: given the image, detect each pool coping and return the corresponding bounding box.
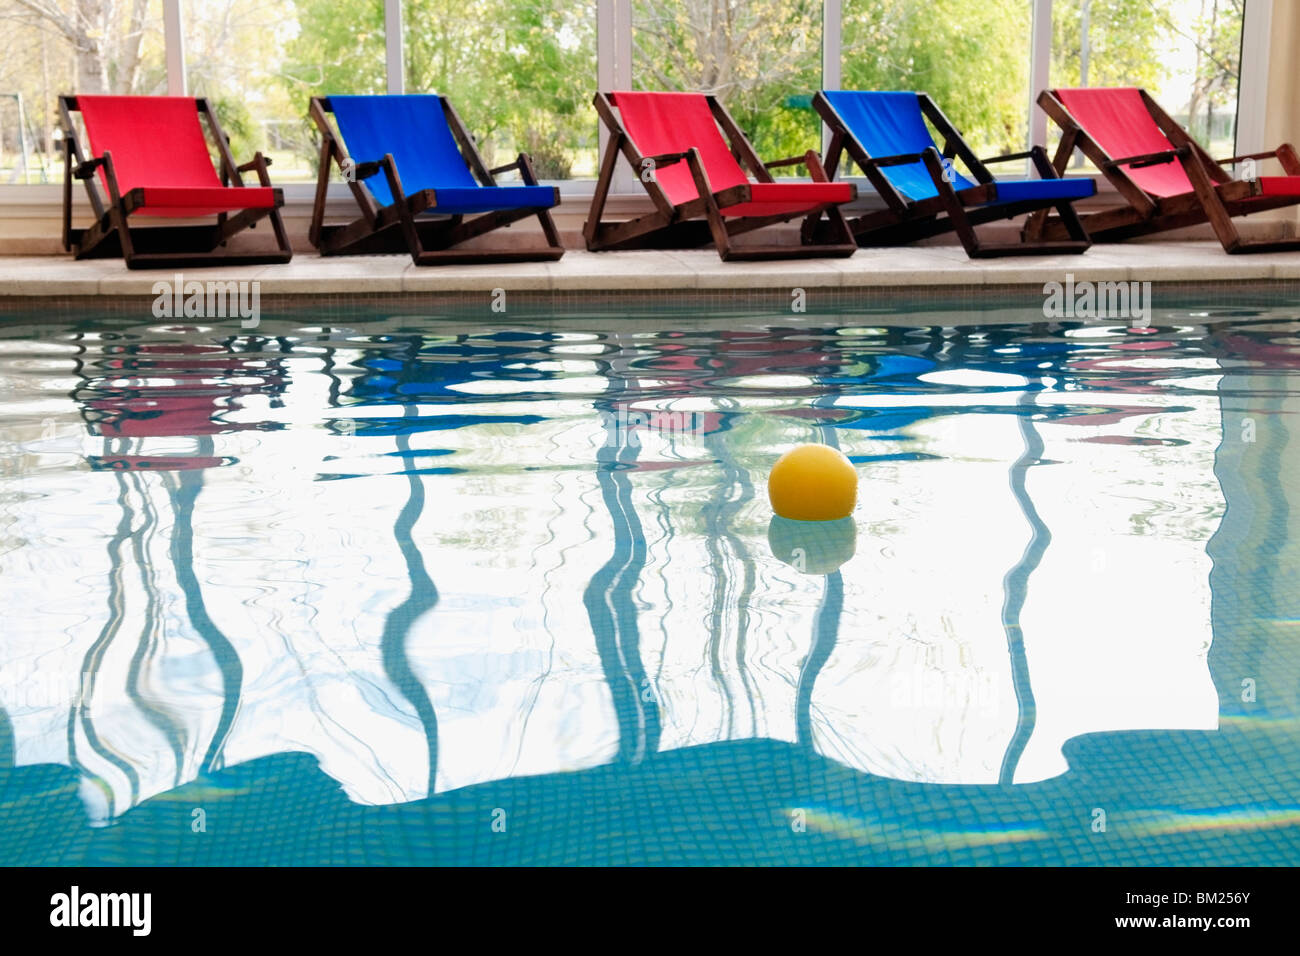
[3,244,1300,330]
[2,242,1300,297]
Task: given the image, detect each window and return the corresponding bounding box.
[632,0,823,172]
[1053,0,1243,164]
[0,0,1258,192]
[841,0,1033,162]
[0,0,167,184]
[186,0,387,183]
[403,1,597,179]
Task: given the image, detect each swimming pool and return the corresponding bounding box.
[1,299,1297,866]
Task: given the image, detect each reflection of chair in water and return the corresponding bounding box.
[12,337,293,820]
[5,340,275,820]
[1,329,1232,823]
[76,342,286,472]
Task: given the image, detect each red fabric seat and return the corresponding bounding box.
[1055,87,1300,201]
[720,181,854,218]
[1258,176,1300,197]
[136,186,277,216]
[77,96,273,218]
[1055,88,1193,197]
[611,91,850,217]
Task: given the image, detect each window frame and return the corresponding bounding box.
[0,0,1265,207]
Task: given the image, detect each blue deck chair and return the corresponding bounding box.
[308,95,563,263]
[812,90,1095,257]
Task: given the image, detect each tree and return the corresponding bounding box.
[632,0,822,163]
[285,0,595,178]
[1052,0,1164,91]
[9,0,164,94]
[1181,0,1242,146]
[0,0,1251,185]
[842,0,1033,159]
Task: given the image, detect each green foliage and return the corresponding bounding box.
[283,0,595,176]
[207,97,261,164]
[842,0,1031,160]
[282,0,388,95]
[1052,0,1164,90]
[1186,0,1242,143]
[2,0,1244,184]
[632,0,823,167]
[277,0,388,170]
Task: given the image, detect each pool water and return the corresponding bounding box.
[1,304,1297,865]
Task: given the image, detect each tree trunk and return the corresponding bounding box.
[74,0,106,94]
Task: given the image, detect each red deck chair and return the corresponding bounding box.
[60,95,292,268]
[586,91,857,260]
[1030,87,1300,252]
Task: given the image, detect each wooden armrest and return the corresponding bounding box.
[1218,150,1279,165]
[489,158,523,176]
[642,151,691,167]
[867,152,925,168]
[981,149,1035,164]
[73,157,105,180]
[236,155,272,173]
[347,158,386,181]
[803,150,830,182]
[763,154,807,170]
[1105,147,1187,169]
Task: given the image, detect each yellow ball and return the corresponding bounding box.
[767,444,858,522]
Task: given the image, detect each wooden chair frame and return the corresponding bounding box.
[59,95,291,269]
[585,92,857,260]
[308,96,563,264]
[1028,88,1300,253]
[812,91,1090,258]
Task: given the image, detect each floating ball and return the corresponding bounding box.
[768,515,857,574]
[767,444,858,522]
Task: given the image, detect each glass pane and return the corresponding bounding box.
[1053,0,1242,163]
[0,0,166,184]
[403,1,597,179]
[185,0,387,183]
[631,0,823,173]
[841,0,1032,170]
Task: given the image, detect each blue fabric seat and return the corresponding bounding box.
[989,178,1094,204]
[328,95,558,214]
[820,90,1094,206]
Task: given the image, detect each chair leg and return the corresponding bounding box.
[110,204,136,266]
[684,148,733,259]
[378,154,427,264]
[1052,200,1090,244]
[535,207,564,257]
[1182,150,1247,252]
[268,205,293,260]
[255,155,292,259]
[584,131,623,251]
[819,203,855,248]
[798,211,820,245]
[922,148,984,257]
[62,139,74,252]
